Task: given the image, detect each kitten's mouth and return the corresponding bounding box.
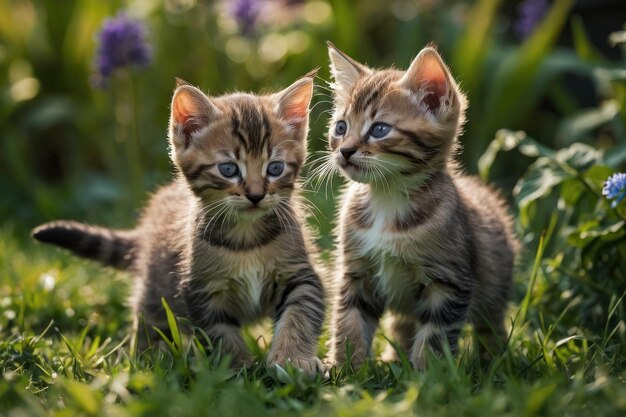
[337,157,375,183]
[339,159,366,173]
[242,206,266,213]
[241,204,275,215]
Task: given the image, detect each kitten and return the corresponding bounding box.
[32,73,325,374]
[324,43,517,370]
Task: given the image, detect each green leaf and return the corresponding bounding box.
[526,383,557,414]
[583,165,614,191]
[62,379,102,415]
[274,364,294,385]
[478,129,554,180]
[554,142,602,172]
[555,101,620,146]
[560,178,585,206]
[516,233,547,328]
[568,220,625,247]
[152,327,177,354]
[162,297,183,355]
[389,363,403,381]
[605,144,626,168]
[571,15,608,64]
[514,158,569,225]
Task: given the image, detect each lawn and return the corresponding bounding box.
[1,0,626,416]
[1,221,625,416]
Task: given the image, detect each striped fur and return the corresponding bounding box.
[33,74,325,374]
[32,221,137,269]
[325,44,517,370]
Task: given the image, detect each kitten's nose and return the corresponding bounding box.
[340,148,357,160]
[246,193,265,206]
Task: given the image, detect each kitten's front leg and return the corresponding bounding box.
[411,272,474,371]
[380,314,416,362]
[268,264,325,375]
[328,259,384,369]
[184,281,253,368]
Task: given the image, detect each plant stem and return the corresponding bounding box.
[116,70,144,213]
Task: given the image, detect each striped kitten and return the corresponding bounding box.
[33,73,325,374]
[324,43,517,370]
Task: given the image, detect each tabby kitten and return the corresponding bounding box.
[33,73,325,373]
[325,43,517,370]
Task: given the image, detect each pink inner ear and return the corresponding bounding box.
[173,92,196,125]
[172,90,209,148]
[283,99,308,122]
[418,56,447,112]
[421,59,447,97]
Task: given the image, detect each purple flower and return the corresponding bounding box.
[94,12,151,83]
[230,0,263,36]
[603,172,626,208]
[513,0,549,40]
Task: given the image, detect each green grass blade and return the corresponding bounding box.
[161,297,183,355]
[516,232,547,330]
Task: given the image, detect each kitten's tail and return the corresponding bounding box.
[32,221,138,270]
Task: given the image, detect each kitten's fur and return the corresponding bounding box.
[33,74,325,373]
[324,43,517,370]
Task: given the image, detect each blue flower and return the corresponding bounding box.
[230,0,262,36]
[513,0,549,40]
[603,172,626,208]
[94,12,151,84]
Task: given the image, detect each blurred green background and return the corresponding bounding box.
[1,0,624,246]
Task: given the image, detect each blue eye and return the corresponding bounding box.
[267,161,285,177]
[218,162,239,178]
[335,120,347,136]
[370,123,391,139]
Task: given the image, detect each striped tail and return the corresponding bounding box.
[32,221,137,270]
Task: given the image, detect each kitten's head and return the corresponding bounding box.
[168,73,314,216]
[327,43,467,185]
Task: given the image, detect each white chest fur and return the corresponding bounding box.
[192,243,280,318]
[349,200,432,313]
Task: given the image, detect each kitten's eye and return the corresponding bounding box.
[370,123,391,139]
[267,161,285,177]
[218,162,239,178]
[335,120,347,136]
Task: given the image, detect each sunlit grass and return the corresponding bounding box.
[1,225,625,416]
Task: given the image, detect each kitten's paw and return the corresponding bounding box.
[321,357,338,371]
[380,345,400,363]
[267,352,322,376]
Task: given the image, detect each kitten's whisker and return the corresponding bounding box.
[279,206,298,236]
[372,163,392,196]
[204,204,231,242]
[313,77,334,93]
[195,200,229,235]
[218,205,232,240]
[310,100,333,113]
[272,205,288,235]
[304,154,336,192]
[294,193,324,225]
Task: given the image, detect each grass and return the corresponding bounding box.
[1,224,625,417]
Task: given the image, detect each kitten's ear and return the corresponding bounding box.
[169,81,219,149]
[401,47,452,113]
[274,71,315,128]
[327,41,369,102]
